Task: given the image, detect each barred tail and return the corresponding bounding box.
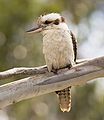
[56,86,71,112]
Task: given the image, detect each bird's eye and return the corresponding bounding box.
[44,20,52,24]
[54,19,60,25]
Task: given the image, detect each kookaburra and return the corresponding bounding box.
[27,13,77,112]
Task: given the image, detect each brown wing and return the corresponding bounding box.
[70,31,77,62]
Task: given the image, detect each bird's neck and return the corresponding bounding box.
[42,23,69,36]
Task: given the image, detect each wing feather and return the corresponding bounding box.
[70,31,77,62]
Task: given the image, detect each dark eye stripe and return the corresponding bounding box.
[44,20,52,24]
[44,19,60,25]
[54,19,60,25]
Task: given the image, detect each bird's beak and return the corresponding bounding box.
[26,25,43,33]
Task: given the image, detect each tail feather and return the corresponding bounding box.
[56,86,71,112]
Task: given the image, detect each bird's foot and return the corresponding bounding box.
[51,69,58,74]
[66,64,72,70]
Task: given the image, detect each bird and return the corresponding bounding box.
[27,13,77,112]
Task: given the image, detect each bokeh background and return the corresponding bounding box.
[0,0,104,120]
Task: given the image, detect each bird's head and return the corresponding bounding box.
[27,13,69,34]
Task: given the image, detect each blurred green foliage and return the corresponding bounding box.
[0,0,104,120]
